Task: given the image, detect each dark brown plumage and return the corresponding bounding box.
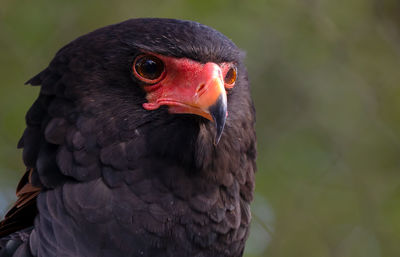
[0,18,256,257]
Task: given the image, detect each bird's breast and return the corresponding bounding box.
[30,163,250,257]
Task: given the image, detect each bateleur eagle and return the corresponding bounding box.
[0,18,256,257]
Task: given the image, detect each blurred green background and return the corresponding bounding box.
[1,0,400,256]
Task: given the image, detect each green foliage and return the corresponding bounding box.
[1,0,399,256]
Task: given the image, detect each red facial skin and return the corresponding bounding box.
[134,53,236,121]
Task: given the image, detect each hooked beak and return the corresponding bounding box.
[209,95,227,144]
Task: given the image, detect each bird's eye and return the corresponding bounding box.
[133,55,165,83]
[224,66,237,86]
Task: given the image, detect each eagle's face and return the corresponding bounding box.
[133,52,237,144]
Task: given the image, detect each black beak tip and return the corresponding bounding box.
[209,95,227,145]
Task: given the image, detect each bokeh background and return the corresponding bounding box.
[1,0,400,256]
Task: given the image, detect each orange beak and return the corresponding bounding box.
[142,60,228,144]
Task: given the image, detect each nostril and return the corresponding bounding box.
[196,83,207,96]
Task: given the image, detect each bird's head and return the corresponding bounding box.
[106,18,247,145]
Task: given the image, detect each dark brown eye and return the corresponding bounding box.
[133,55,165,83]
[224,66,237,86]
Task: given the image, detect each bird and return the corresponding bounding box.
[0,18,256,257]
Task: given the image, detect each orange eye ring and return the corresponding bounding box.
[133,55,166,84]
[224,66,237,88]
